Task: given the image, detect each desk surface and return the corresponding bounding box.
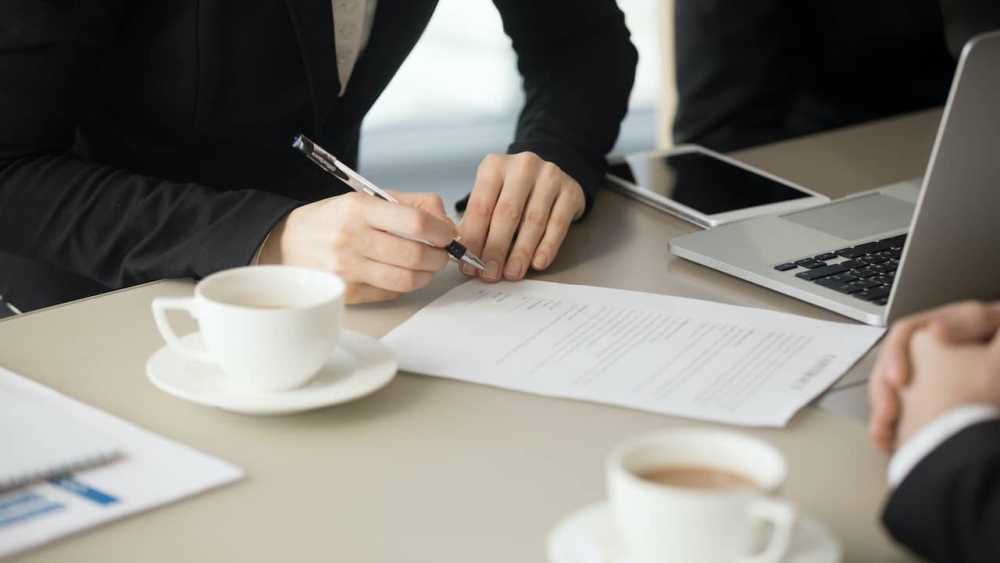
[0,109,941,563]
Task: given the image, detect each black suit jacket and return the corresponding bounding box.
[0,0,637,312]
[672,0,1000,152]
[883,419,1000,563]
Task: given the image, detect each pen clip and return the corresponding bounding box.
[292,134,398,203]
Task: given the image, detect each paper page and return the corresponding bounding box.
[0,390,121,491]
[0,367,243,558]
[382,280,885,427]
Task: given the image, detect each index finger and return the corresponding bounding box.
[391,191,451,222]
[872,314,929,389]
[362,197,455,248]
[458,155,506,273]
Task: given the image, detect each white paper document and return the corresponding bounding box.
[0,367,243,559]
[382,281,885,427]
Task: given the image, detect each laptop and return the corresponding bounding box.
[668,31,1000,326]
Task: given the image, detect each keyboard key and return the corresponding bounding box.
[841,259,867,269]
[874,297,890,306]
[795,264,849,281]
[774,262,797,272]
[854,241,891,255]
[794,259,827,269]
[879,234,907,248]
[835,247,866,259]
[814,252,838,261]
[888,248,903,259]
[815,278,863,294]
[866,254,889,265]
[872,275,895,286]
[827,273,859,283]
[853,286,893,301]
[851,267,878,278]
[876,262,898,274]
[853,279,881,289]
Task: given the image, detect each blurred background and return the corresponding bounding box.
[359,0,671,213]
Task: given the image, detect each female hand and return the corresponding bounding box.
[458,152,585,282]
[260,191,458,303]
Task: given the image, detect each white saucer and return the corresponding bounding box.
[146,330,397,415]
[547,502,842,563]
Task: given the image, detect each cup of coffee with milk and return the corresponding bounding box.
[607,428,798,563]
[151,265,345,392]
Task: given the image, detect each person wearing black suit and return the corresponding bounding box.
[869,301,1000,563]
[0,0,637,314]
[672,0,1000,152]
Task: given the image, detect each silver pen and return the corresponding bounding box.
[292,134,486,271]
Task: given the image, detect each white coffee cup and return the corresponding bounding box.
[151,266,345,392]
[607,429,798,563]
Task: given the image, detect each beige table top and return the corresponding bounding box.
[0,109,941,563]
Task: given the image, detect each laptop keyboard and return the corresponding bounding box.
[773,234,907,307]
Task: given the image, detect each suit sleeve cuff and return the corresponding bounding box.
[888,404,1000,487]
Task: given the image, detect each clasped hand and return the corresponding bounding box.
[869,301,1000,452]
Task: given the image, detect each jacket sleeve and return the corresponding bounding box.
[0,1,301,290]
[488,0,637,214]
[883,419,1000,563]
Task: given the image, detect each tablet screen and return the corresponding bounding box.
[607,151,811,215]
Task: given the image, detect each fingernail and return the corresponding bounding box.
[532,252,548,270]
[484,260,500,281]
[461,264,474,276]
[504,259,523,279]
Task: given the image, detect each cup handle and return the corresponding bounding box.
[738,498,798,563]
[151,297,212,364]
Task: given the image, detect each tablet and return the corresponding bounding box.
[605,145,829,228]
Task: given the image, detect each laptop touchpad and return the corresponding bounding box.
[781,193,915,241]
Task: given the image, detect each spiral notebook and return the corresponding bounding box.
[0,389,120,491]
[0,367,242,559]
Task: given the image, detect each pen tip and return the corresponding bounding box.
[468,255,487,271]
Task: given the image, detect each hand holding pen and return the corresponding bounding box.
[292,135,486,272]
[255,138,474,304]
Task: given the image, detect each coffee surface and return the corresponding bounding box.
[637,465,759,490]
